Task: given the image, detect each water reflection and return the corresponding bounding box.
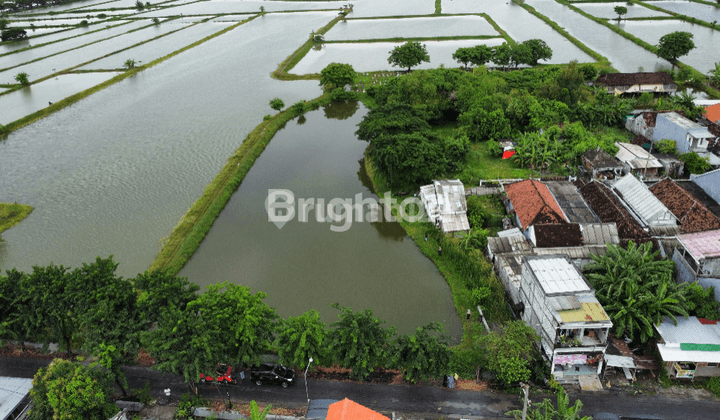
[356,159,408,242]
[323,100,359,120]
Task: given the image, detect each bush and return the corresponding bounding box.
[290,100,306,116]
[14,72,29,85]
[679,152,712,174]
[269,98,284,111]
[705,377,720,397]
[1,27,27,42]
[366,85,378,97]
[466,196,486,229]
[578,63,597,81]
[263,114,272,121]
[329,87,358,102]
[655,139,677,155]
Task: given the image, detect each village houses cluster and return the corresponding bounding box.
[420,73,720,390]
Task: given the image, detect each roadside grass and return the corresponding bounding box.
[150,95,331,274]
[455,142,537,185]
[0,203,34,235]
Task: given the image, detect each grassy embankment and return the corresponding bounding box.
[149,95,331,274]
[435,0,441,15]
[0,15,260,135]
[0,203,34,235]
[556,0,720,99]
[511,0,611,68]
[632,0,720,31]
[272,15,343,81]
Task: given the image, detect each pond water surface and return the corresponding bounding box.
[576,2,669,19]
[324,16,499,41]
[179,103,463,337]
[645,1,720,23]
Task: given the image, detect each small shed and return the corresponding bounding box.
[419,179,470,234]
[581,147,624,179]
[655,317,720,379]
[615,142,663,177]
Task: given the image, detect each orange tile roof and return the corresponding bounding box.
[706,103,720,124]
[327,398,390,420]
[505,179,567,229]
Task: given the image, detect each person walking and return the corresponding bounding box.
[438,246,442,256]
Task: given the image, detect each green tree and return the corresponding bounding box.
[614,6,628,21]
[479,321,538,387]
[709,62,720,87]
[578,63,597,81]
[521,39,553,65]
[540,61,587,107]
[492,43,512,70]
[679,151,712,174]
[356,102,430,142]
[388,41,430,72]
[507,389,591,420]
[1,27,27,41]
[0,269,34,349]
[320,62,356,90]
[291,100,306,116]
[144,282,278,394]
[135,0,144,10]
[657,31,695,64]
[453,47,476,70]
[453,45,493,70]
[124,59,136,69]
[29,359,118,420]
[459,106,512,142]
[15,72,29,85]
[0,19,10,30]
[686,283,720,320]
[275,310,328,369]
[328,303,395,380]
[269,98,284,111]
[133,270,199,328]
[584,241,689,342]
[259,6,265,13]
[391,322,451,383]
[509,43,533,68]
[655,139,677,155]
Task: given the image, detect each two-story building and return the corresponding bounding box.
[653,112,718,155]
[519,255,612,385]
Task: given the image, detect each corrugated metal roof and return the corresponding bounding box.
[613,175,677,227]
[657,344,720,363]
[558,302,610,323]
[580,223,620,245]
[615,142,663,169]
[545,181,601,224]
[527,256,590,295]
[677,229,720,260]
[420,180,470,233]
[548,295,581,311]
[605,354,636,369]
[533,245,608,259]
[0,377,32,420]
[655,316,720,345]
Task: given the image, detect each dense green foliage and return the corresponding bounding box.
[657,31,695,62]
[15,72,29,86]
[507,389,591,420]
[29,359,118,420]
[655,139,677,155]
[133,270,200,327]
[275,310,328,368]
[452,45,493,70]
[522,39,553,66]
[328,304,396,380]
[1,27,26,41]
[269,98,284,111]
[391,322,452,383]
[388,41,430,71]
[320,63,356,89]
[686,283,720,320]
[679,151,712,174]
[584,242,690,342]
[614,6,628,20]
[478,321,539,387]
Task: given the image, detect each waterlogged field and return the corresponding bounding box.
[575,2,670,19]
[645,0,720,23]
[79,22,234,69]
[2,0,719,333]
[324,16,500,41]
[0,72,121,125]
[621,20,720,74]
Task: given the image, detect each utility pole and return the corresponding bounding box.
[520,382,530,420]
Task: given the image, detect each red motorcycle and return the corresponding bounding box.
[199,364,237,384]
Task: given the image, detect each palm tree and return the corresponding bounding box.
[584,241,688,342]
[507,389,591,420]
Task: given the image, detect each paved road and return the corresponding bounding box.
[2,357,719,419]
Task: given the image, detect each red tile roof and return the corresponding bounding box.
[505,179,567,229]
[534,223,584,247]
[649,178,720,233]
[641,110,685,127]
[596,72,675,87]
[706,103,720,124]
[578,181,650,241]
[327,399,390,420]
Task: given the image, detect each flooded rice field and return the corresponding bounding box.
[2,0,719,332]
[575,2,670,19]
[645,0,720,23]
[324,16,499,41]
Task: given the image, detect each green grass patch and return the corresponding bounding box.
[435,0,442,14]
[512,0,609,65]
[455,142,537,186]
[362,150,512,341]
[0,203,34,235]
[150,95,332,274]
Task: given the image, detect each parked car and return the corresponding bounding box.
[250,363,296,388]
[200,364,237,384]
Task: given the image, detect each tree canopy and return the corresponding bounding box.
[320,62,357,89]
[522,39,553,65]
[453,45,494,70]
[388,41,430,72]
[614,6,628,21]
[479,321,539,387]
[275,310,328,368]
[391,322,452,382]
[657,31,695,62]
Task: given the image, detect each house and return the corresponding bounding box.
[419,179,470,234]
[581,147,624,179]
[595,72,676,95]
[615,142,663,177]
[652,112,718,154]
[649,178,720,233]
[626,111,685,140]
[519,255,612,384]
[612,175,677,228]
[690,168,720,207]
[655,317,720,379]
[578,180,651,242]
[702,103,720,125]
[653,153,684,178]
[545,181,601,224]
[673,229,720,301]
[503,179,568,245]
[0,376,32,420]
[327,398,389,420]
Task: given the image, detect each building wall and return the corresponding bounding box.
[626,115,652,138]
[654,114,691,153]
[520,262,558,358]
[691,171,720,205]
[673,249,720,301]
